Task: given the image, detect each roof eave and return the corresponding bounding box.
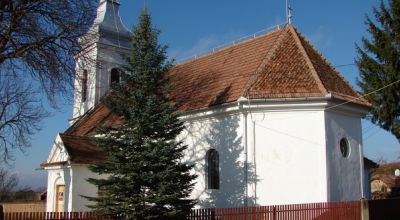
[239,94,371,116]
[239,94,332,103]
[40,161,68,168]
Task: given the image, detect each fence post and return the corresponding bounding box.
[360,198,369,220]
[211,208,215,220]
[273,206,277,220]
[0,205,3,220]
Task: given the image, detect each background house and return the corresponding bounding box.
[370,162,400,199]
[363,157,378,199]
[0,188,47,212]
[42,0,371,212]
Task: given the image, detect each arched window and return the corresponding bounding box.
[206,149,219,189]
[110,68,120,85]
[82,69,88,102]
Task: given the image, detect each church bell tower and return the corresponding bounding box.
[72,0,131,123]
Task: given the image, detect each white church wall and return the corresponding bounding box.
[180,102,332,208]
[45,167,72,212]
[181,112,247,208]
[325,110,363,201]
[250,109,328,205]
[46,165,107,212]
[70,165,106,212]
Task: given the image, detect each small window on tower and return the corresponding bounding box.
[110,68,120,85]
[339,138,350,158]
[82,70,88,102]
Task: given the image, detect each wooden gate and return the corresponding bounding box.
[368,198,400,220]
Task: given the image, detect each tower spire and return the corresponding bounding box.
[286,0,293,25]
[72,0,131,121]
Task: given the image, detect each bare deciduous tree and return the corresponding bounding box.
[0,77,47,163]
[0,0,97,163]
[0,0,97,100]
[0,168,18,202]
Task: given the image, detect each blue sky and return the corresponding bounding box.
[7,0,400,189]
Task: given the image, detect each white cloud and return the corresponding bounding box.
[306,26,333,50]
[170,31,246,63]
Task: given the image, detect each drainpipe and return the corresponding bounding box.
[359,143,365,199]
[359,127,365,199]
[253,120,257,205]
[239,102,248,207]
[243,111,249,207]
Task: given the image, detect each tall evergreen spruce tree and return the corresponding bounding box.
[356,0,400,141]
[86,9,196,219]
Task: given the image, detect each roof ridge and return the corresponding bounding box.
[65,104,103,133]
[65,103,112,135]
[174,25,288,67]
[288,26,329,95]
[242,26,291,97]
[60,133,90,138]
[292,28,368,103]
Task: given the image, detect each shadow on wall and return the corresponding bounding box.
[183,114,257,208]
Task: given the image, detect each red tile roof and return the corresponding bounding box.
[169,25,369,109]
[168,27,284,111]
[59,134,107,164]
[56,25,371,162]
[295,30,368,105]
[67,104,123,136]
[246,27,325,99]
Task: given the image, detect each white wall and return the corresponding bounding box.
[180,103,333,207]
[250,110,328,205]
[45,167,72,212]
[70,165,106,212]
[46,165,106,212]
[325,110,363,201]
[181,113,246,208]
[178,102,366,207]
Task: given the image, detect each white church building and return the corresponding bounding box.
[41,0,371,212]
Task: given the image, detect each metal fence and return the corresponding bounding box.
[0,211,110,220]
[187,201,361,220]
[1,199,399,220]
